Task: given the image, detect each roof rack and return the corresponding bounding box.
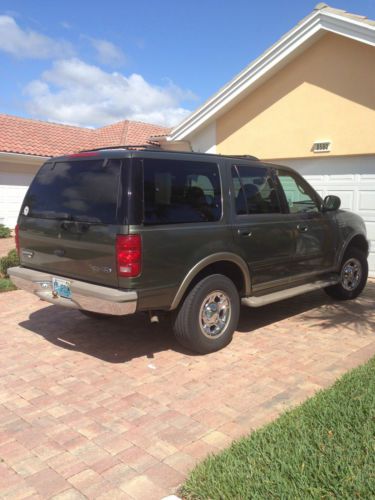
[78,145,259,161]
[230,154,259,161]
[80,144,160,152]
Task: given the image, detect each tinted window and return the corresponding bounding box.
[232,165,280,215]
[143,159,221,225]
[23,159,121,224]
[277,171,319,214]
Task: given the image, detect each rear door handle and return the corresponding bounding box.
[297,224,308,232]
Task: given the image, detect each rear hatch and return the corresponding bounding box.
[18,155,127,287]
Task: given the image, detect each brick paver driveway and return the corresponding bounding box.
[1,282,375,499]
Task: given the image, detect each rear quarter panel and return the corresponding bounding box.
[120,223,236,310]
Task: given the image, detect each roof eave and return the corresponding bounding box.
[0,151,50,164]
[169,9,375,142]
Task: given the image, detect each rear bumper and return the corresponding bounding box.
[8,266,137,316]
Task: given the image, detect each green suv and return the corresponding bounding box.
[9,148,369,354]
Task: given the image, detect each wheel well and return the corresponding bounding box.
[346,235,368,256]
[183,261,246,300]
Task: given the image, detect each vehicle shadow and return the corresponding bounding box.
[19,307,188,363]
[19,282,375,363]
[238,281,375,336]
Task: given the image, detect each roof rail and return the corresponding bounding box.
[230,154,259,161]
[80,144,160,152]
[78,145,259,161]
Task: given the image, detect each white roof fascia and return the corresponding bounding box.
[169,9,375,142]
[320,11,375,46]
[0,151,49,165]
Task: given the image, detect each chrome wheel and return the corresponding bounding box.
[341,258,362,291]
[199,290,231,339]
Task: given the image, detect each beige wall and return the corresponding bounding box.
[216,33,375,159]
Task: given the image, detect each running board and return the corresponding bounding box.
[242,277,339,308]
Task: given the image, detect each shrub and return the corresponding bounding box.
[0,224,12,238]
[0,249,19,277]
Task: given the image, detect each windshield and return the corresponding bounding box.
[23,159,122,224]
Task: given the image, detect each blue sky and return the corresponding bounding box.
[1,0,374,127]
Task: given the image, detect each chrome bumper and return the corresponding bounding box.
[8,266,137,316]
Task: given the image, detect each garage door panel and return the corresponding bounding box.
[358,191,375,212]
[0,187,28,216]
[328,174,355,182]
[304,175,325,183]
[0,176,31,227]
[365,221,375,240]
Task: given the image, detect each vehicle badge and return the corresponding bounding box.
[23,206,29,216]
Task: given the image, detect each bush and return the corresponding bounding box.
[0,224,12,238]
[0,249,19,277]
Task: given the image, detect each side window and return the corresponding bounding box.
[278,171,319,214]
[232,165,280,215]
[143,159,221,225]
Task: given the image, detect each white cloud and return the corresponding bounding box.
[24,58,195,127]
[0,15,73,59]
[89,37,126,66]
[61,21,72,30]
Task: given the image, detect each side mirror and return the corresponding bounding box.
[323,195,341,212]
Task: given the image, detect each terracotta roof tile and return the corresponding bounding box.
[0,114,170,157]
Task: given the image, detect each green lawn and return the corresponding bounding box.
[0,278,16,293]
[182,357,375,499]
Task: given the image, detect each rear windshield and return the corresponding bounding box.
[23,159,122,224]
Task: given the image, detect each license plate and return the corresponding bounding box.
[52,277,72,299]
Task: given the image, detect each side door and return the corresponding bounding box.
[129,156,232,309]
[274,167,336,276]
[230,163,297,291]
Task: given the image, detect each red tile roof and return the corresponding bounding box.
[0,114,170,157]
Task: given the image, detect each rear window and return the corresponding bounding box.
[143,158,222,225]
[23,159,122,224]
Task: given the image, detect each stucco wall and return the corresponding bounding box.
[190,123,217,153]
[216,33,375,159]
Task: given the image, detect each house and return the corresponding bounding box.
[163,3,375,276]
[0,114,168,228]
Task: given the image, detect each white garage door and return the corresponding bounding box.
[0,171,35,228]
[282,156,375,278]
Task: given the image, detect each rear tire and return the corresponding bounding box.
[172,274,240,354]
[324,248,368,300]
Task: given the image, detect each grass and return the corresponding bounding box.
[181,357,375,499]
[0,278,16,293]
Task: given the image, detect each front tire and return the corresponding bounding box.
[172,274,240,354]
[325,248,368,300]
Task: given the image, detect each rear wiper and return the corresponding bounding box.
[32,212,73,221]
[34,212,102,223]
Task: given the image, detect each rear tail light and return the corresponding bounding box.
[116,235,142,277]
[15,224,20,256]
